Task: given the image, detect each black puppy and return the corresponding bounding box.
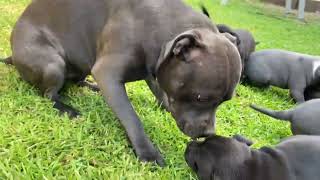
[185,135,320,180]
[245,49,320,103]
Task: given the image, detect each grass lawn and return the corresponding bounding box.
[1,0,320,179]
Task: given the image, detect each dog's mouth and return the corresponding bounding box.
[192,137,206,142]
[191,131,214,141]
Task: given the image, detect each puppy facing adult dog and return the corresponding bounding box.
[185,135,320,180]
[2,0,242,165]
[251,99,320,135]
[245,49,320,103]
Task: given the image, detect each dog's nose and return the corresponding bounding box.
[203,127,215,136]
[200,119,210,128]
[184,118,214,138]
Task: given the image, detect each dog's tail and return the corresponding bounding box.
[255,41,260,45]
[250,104,292,121]
[0,56,13,65]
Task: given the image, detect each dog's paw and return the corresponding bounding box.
[135,142,165,167]
[53,101,81,118]
[67,109,81,119]
[140,150,165,167]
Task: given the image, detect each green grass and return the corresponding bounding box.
[0,0,320,179]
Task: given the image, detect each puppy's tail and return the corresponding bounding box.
[250,104,292,121]
[200,4,210,18]
[0,56,13,65]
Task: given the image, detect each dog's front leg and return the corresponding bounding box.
[92,56,165,166]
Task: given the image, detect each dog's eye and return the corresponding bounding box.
[196,94,210,102]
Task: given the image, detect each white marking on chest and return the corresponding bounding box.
[197,61,203,67]
[312,60,320,77]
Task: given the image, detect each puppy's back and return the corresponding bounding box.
[276,135,320,180]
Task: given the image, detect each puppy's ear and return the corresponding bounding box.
[155,30,205,74]
[217,24,240,46]
[222,33,238,46]
[233,134,253,146]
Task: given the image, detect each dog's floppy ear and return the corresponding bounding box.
[233,134,253,146]
[155,30,204,74]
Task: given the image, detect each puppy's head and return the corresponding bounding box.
[185,135,252,180]
[156,28,241,139]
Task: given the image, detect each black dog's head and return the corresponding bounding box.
[156,29,241,138]
[185,135,252,180]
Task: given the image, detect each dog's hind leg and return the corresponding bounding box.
[42,62,80,118]
[289,78,306,103]
[14,49,80,118]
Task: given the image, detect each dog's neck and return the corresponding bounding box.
[149,44,166,80]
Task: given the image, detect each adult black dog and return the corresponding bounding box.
[185,135,320,180]
[251,99,320,135]
[3,0,241,165]
[245,49,320,103]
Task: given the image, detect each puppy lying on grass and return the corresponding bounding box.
[185,135,320,180]
[244,49,320,103]
[251,99,320,135]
